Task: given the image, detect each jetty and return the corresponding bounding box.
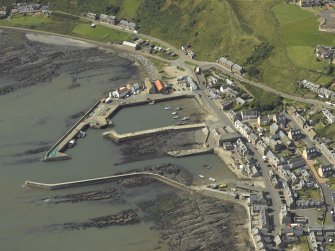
[24,172,196,193]
[167,147,213,158]
[103,123,207,143]
[44,93,202,161]
[24,172,245,206]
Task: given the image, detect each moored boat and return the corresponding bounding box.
[77,130,86,138]
[68,139,76,148]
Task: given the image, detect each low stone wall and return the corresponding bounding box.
[167,147,213,158]
[103,123,207,143]
[24,172,196,193]
[44,99,102,161]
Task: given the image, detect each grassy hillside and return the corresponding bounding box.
[2,0,335,94]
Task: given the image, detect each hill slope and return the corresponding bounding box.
[2,0,335,93]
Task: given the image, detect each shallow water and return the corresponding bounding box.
[111,98,205,133]
[0,45,236,251]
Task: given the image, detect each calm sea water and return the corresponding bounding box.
[0,56,236,251]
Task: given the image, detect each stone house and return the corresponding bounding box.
[303,147,318,160]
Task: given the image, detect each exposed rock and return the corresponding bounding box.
[63,209,140,230]
[52,188,120,204]
[138,192,253,251]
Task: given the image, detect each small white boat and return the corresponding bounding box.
[68,139,76,148]
[208,177,216,182]
[77,130,86,138]
[176,107,181,110]
[164,106,172,110]
[171,111,177,115]
[181,116,190,121]
[207,165,212,169]
[199,174,205,178]
[173,116,179,119]
[149,100,155,105]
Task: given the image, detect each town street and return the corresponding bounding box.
[1,24,335,111]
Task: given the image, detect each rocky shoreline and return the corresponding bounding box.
[0,31,138,96]
[118,129,206,164]
[63,209,140,230]
[51,188,121,204]
[139,192,253,251]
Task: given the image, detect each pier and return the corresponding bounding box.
[167,147,213,157]
[23,172,246,206]
[44,93,202,161]
[103,123,207,143]
[24,172,196,193]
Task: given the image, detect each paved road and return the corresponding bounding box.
[284,111,334,224]
[2,22,335,110]
[247,142,282,234]
[200,63,335,110]
[195,70,282,234]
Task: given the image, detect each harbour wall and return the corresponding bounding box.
[167,147,213,158]
[44,93,202,161]
[44,99,102,161]
[106,93,201,119]
[24,172,196,193]
[103,123,207,143]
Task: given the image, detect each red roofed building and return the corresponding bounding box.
[155,80,165,93]
[112,86,130,99]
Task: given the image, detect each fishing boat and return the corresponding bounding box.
[149,100,155,105]
[181,116,190,121]
[208,177,216,182]
[68,139,76,148]
[199,174,205,178]
[176,107,182,110]
[77,130,86,138]
[171,111,177,115]
[207,165,212,169]
[164,106,172,110]
[173,116,179,119]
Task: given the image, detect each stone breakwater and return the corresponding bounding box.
[167,147,213,157]
[24,172,195,193]
[102,123,207,143]
[44,93,203,161]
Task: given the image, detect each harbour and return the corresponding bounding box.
[0,30,250,251]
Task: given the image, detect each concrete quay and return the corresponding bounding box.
[44,93,201,161]
[24,172,196,193]
[44,99,102,161]
[103,123,207,143]
[167,147,213,158]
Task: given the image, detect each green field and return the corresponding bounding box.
[0,12,132,43]
[72,23,132,42]
[8,13,51,24]
[118,0,142,19]
[272,3,314,25]
[2,0,335,95]
[0,12,83,35]
[297,188,322,200]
